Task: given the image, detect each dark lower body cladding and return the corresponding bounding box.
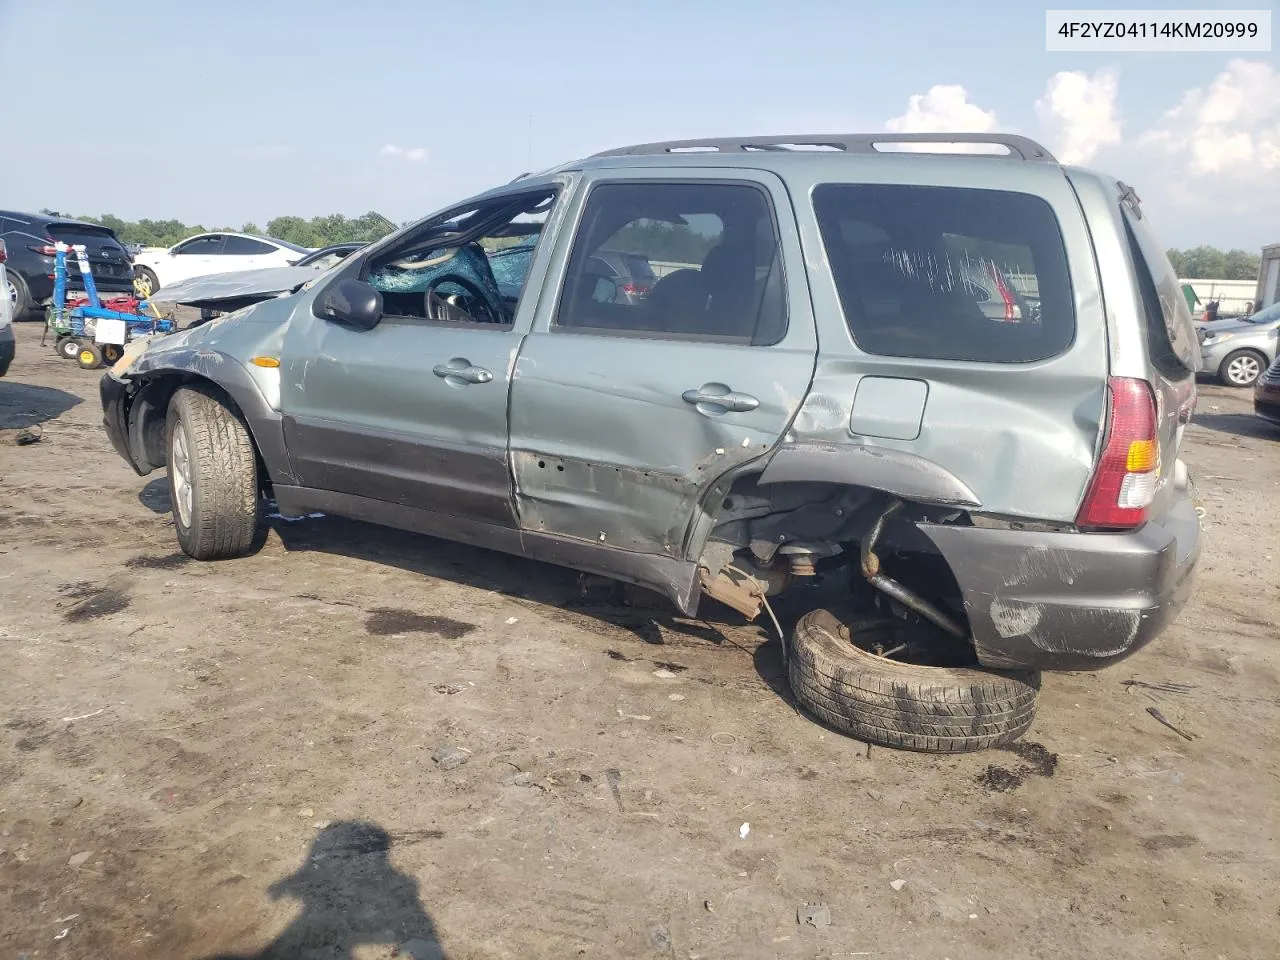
[920,495,1201,671]
[0,329,14,377]
[1256,383,1280,427]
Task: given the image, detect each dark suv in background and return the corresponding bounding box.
[0,210,135,317]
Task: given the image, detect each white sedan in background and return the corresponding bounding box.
[131,232,310,297]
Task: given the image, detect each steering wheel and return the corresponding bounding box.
[424,274,502,324]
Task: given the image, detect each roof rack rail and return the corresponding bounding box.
[591,133,1057,163]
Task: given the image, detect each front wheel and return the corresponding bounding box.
[1219,349,1266,387]
[165,386,260,560]
[134,267,159,299]
[787,608,1040,753]
[56,336,81,360]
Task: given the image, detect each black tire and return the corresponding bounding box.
[101,343,123,366]
[8,272,32,318]
[134,267,159,299]
[165,385,259,561]
[56,336,81,360]
[1218,348,1267,388]
[788,608,1040,753]
[75,342,103,370]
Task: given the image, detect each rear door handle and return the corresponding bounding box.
[433,358,493,385]
[682,383,760,414]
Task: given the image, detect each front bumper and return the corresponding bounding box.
[920,494,1202,671]
[100,371,149,475]
[1199,345,1229,375]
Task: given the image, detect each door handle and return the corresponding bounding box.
[682,383,760,414]
[433,358,493,385]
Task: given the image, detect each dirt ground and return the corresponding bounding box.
[2,318,1278,960]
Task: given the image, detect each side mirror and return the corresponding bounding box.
[314,278,383,330]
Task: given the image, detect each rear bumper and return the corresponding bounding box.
[27,269,135,303]
[920,494,1202,671]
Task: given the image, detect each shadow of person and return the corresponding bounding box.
[202,821,446,960]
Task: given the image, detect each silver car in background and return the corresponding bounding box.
[1197,302,1280,387]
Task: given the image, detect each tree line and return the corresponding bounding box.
[38,210,401,249]
[1166,246,1259,281]
[34,209,1269,282]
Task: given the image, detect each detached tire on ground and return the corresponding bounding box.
[165,385,260,561]
[788,608,1040,753]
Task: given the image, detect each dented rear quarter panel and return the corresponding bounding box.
[774,156,1110,523]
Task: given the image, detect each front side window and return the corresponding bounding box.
[363,190,556,327]
[554,181,787,344]
[175,236,224,256]
[813,183,1075,362]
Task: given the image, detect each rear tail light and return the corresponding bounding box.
[29,242,58,256]
[1077,377,1159,530]
[984,262,1018,321]
[0,239,7,263]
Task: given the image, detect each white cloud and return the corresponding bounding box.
[1035,69,1121,165]
[883,84,1004,153]
[380,143,429,162]
[1138,59,1280,176]
[886,84,998,133]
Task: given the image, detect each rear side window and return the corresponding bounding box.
[813,184,1075,362]
[555,181,787,344]
[1120,205,1197,376]
[222,236,279,256]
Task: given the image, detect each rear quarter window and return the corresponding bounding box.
[1120,205,1198,377]
[813,183,1075,363]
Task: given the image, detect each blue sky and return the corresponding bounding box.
[1,0,1276,249]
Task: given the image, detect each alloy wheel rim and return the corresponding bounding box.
[6,280,15,306]
[1228,355,1260,384]
[171,425,193,527]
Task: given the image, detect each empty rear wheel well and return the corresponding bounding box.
[692,473,972,632]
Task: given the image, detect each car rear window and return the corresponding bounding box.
[623,253,657,283]
[813,183,1075,363]
[46,222,127,252]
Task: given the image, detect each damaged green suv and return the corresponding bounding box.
[101,133,1202,753]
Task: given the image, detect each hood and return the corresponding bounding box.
[1200,317,1279,338]
[152,265,323,307]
